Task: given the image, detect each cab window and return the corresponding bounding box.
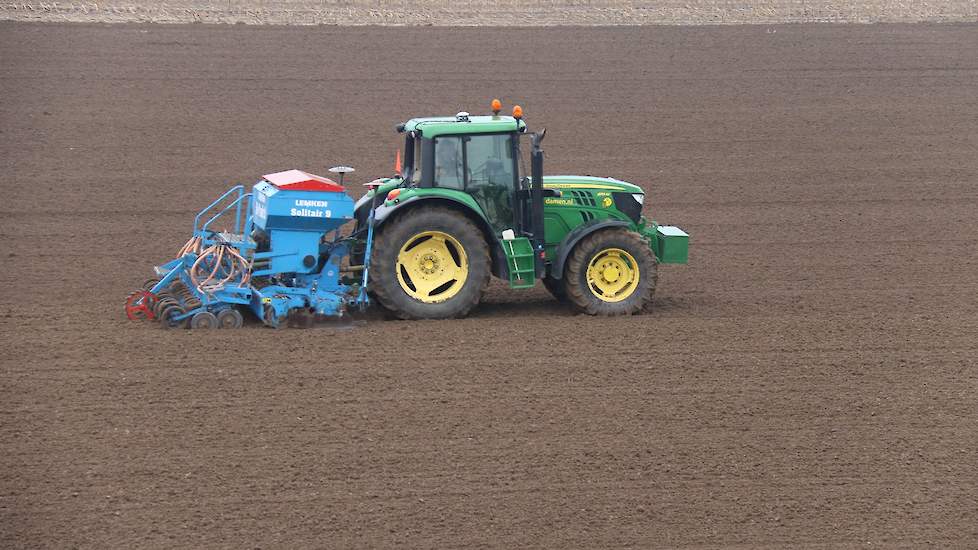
[433,136,464,190]
[411,137,423,185]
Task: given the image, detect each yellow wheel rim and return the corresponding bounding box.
[586,248,640,302]
[396,230,468,303]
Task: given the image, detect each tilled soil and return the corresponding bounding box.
[4,0,977,26]
[1,22,977,549]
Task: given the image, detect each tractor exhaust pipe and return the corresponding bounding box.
[530,129,547,277]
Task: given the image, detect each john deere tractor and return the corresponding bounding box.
[353,101,688,319]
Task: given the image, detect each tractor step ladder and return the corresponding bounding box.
[503,236,536,289]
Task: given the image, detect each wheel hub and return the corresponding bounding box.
[602,264,621,283]
[420,253,439,274]
[396,231,468,303]
[586,248,640,303]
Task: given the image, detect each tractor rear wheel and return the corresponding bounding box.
[564,228,657,315]
[370,206,490,319]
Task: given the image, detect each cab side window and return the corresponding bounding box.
[433,137,464,190]
[411,137,423,185]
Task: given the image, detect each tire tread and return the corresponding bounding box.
[370,205,490,320]
[564,228,657,315]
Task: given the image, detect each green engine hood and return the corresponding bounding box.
[541,175,643,194]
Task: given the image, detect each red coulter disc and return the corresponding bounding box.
[125,290,158,321]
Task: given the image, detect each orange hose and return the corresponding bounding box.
[176,236,202,258]
[190,243,252,293]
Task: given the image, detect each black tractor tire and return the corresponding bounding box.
[370,206,490,320]
[564,228,657,316]
[542,276,567,302]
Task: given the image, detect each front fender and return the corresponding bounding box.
[550,219,632,279]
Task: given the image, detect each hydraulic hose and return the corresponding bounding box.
[190,243,251,293]
[176,236,203,258]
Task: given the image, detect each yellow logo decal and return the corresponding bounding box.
[602,197,613,208]
[261,297,272,304]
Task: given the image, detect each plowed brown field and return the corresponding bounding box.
[2,22,977,549]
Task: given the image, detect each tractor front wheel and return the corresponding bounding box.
[370,206,490,319]
[564,229,657,315]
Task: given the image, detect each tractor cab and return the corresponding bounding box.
[388,107,549,284]
[399,111,529,235]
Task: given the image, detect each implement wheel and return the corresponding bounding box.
[370,206,490,319]
[190,311,218,329]
[159,304,189,329]
[216,308,243,329]
[564,229,657,315]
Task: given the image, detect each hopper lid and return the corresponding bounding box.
[263,169,345,192]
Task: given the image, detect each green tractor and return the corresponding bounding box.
[352,102,688,319]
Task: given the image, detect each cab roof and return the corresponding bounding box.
[403,115,527,138]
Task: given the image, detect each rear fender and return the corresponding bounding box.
[369,195,510,280]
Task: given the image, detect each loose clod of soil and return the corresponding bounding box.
[1,21,978,548]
